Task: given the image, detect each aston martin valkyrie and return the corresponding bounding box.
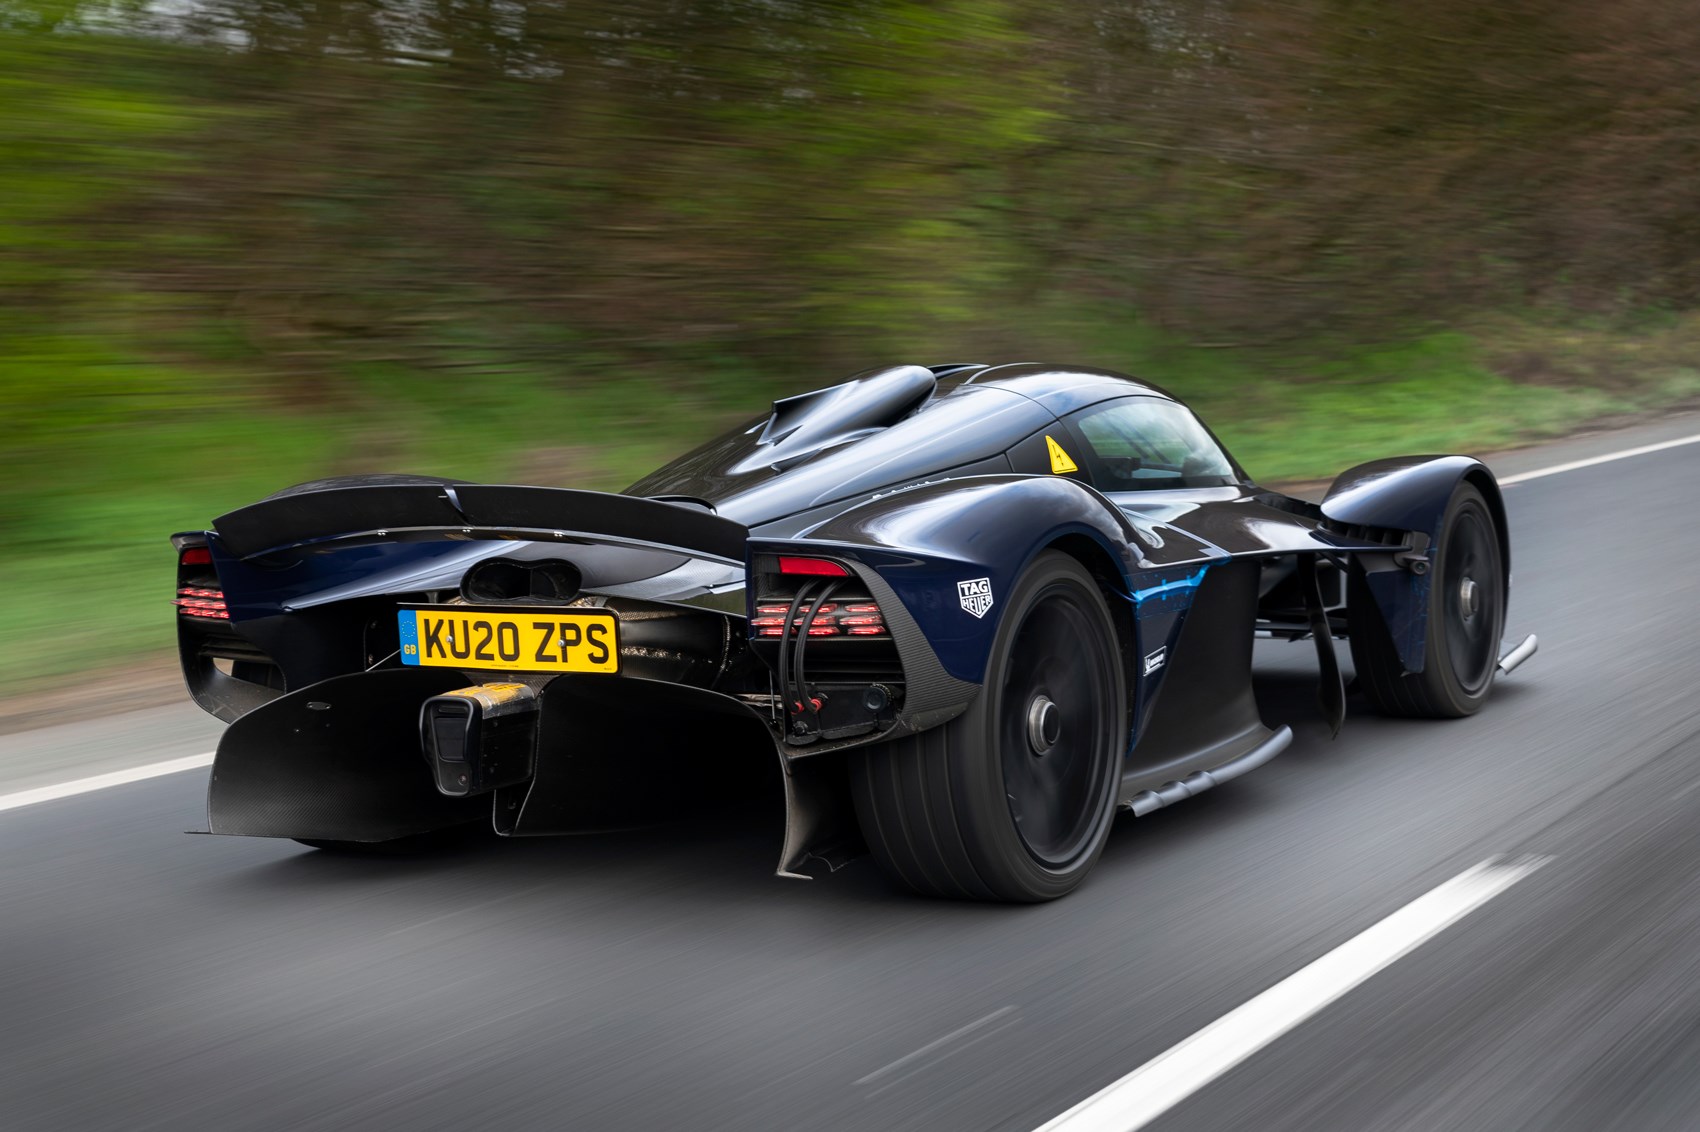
[172,363,1535,901]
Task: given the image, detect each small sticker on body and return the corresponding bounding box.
[1143,646,1167,675]
[1045,435,1079,475]
[958,577,994,618]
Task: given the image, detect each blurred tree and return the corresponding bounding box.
[1,0,1698,389]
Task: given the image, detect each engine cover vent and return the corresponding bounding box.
[732,364,937,474]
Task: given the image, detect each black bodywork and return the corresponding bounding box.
[173,363,1517,878]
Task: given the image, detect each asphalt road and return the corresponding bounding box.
[4,419,1700,1131]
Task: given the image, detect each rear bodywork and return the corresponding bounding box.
[174,363,1512,876]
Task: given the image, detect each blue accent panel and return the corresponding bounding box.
[1365,566,1432,673]
[1128,565,1209,610]
[874,549,1010,684]
[397,609,420,666]
[1115,565,1211,745]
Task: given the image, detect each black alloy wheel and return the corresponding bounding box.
[999,586,1120,868]
[851,551,1126,902]
[1349,481,1506,718]
[1438,499,1501,697]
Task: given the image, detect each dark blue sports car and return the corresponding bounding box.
[173,364,1535,901]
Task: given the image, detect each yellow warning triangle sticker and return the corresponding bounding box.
[1045,434,1079,474]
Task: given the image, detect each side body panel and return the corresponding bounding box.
[753,476,1377,803]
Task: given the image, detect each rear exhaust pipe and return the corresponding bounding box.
[1498,634,1538,675]
[420,683,540,798]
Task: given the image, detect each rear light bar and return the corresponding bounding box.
[778,556,849,577]
[179,546,213,567]
[174,586,229,620]
[751,597,887,639]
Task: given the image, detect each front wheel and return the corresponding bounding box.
[1349,481,1506,718]
[850,551,1126,902]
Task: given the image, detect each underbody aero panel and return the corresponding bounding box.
[1121,560,1272,798]
[207,669,485,841]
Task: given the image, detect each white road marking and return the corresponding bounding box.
[0,752,215,813]
[856,1005,1021,1087]
[1498,431,1700,485]
[1032,855,1549,1132]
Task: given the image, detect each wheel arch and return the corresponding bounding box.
[777,474,1147,689]
[1322,454,1510,584]
[1327,456,1512,676]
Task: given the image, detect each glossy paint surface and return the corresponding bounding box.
[964,363,1183,414]
[761,475,1144,683]
[632,383,1055,526]
[1322,455,1494,540]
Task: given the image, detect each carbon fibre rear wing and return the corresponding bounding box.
[212,484,749,565]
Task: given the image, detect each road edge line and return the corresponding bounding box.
[1498,431,1700,485]
[1030,855,1549,1132]
[0,752,216,813]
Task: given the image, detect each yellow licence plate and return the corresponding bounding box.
[398,607,619,674]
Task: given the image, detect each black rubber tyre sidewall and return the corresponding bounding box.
[943,551,1126,901]
[1420,483,1505,714]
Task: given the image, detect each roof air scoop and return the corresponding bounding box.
[732,364,938,474]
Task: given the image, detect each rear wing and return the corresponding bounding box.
[212,484,748,565]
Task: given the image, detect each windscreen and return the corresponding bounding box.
[1071,398,1237,491]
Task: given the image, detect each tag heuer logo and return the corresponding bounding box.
[958,577,994,618]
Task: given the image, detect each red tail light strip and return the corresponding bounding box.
[752,596,888,638]
[778,557,849,577]
[174,587,230,620]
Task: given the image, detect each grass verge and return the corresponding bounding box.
[4,319,1697,694]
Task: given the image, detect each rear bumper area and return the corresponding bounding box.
[203,668,855,876]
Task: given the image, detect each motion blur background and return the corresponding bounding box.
[4,0,1699,693]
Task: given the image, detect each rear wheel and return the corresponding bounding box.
[1349,481,1505,718]
[850,552,1125,902]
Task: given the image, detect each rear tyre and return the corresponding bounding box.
[1349,481,1505,718]
[850,551,1125,902]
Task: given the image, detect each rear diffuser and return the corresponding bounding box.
[207,668,485,841]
